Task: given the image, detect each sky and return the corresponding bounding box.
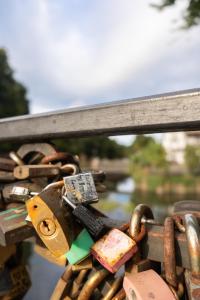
[0,0,200,145]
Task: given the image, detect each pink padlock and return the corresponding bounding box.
[123,269,177,300]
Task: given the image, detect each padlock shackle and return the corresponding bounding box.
[129,204,154,240]
[184,214,200,277]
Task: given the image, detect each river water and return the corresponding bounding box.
[24,177,196,299]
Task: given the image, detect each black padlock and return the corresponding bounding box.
[63,195,106,239]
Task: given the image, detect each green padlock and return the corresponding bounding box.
[66,229,94,265]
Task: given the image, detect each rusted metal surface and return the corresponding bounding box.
[14,164,60,179]
[184,214,200,277]
[141,224,191,269]
[0,171,15,182]
[164,217,177,288]
[41,152,77,165]
[77,268,109,300]
[0,157,16,171]
[129,204,154,240]
[173,215,186,233]
[185,269,200,300]
[0,205,34,246]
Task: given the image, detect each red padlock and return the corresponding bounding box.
[91,228,138,273]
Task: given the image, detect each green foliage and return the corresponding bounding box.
[130,135,167,169]
[0,49,29,118]
[53,136,127,159]
[152,0,200,27]
[185,145,200,175]
[0,48,29,152]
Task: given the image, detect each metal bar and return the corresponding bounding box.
[0,89,200,141]
[141,224,190,269]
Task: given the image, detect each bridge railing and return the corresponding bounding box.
[0,88,200,142]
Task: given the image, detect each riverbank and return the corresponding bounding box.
[134,174,200,195]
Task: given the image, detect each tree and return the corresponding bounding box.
[0,48,29,119]
[152,0,200,28]
[0,48,29,152]
[185,145,200,175]
[130,135,167,169]
[54,136,127,159]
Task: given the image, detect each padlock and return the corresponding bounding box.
[26,187,75,257]
[63,172,98,205]
[123,269,177,300]
[63,195,106,238]
[66,229,94,265]
[91,228,138,273]
[0,204,34,246]
[2,181,42,202]
[14,164,61,179]
[184,213,200,300]
[0,170,15,182]
[0,157,15,171]
[129,204,154,241]
[9,186,38,202]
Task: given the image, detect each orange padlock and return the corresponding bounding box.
[123,269,177,300]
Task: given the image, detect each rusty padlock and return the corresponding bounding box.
[184,213,200,300]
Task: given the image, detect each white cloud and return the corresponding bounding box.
[0,0,199,118]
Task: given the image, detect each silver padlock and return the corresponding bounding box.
[10,186,38,202]
[63,172,98,204]
[184,213,200,300]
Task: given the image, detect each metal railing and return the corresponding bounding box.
[0,88,200,142]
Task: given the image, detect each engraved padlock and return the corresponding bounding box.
[63,172,98,205]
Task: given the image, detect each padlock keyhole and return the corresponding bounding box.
[43,220,50,231]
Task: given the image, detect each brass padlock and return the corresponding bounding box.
[26,186,75,257]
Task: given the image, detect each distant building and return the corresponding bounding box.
[162,132,200,164]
